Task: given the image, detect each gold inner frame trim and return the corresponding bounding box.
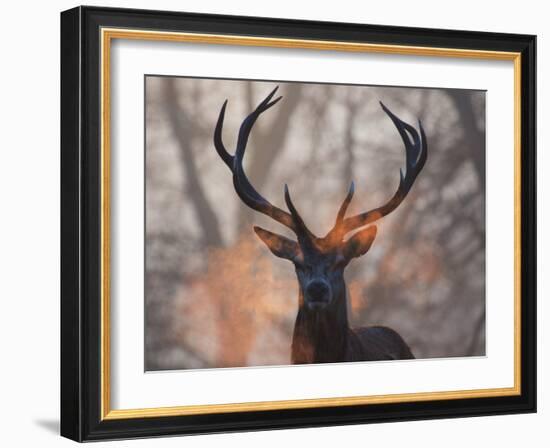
[100,27,522,421]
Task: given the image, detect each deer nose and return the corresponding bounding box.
[305,280,330,306]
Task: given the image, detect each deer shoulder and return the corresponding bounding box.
[348,326,415,361]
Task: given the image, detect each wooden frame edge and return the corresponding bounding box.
[99,27,523,421]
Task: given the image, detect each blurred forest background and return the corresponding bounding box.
[145,76,486,371]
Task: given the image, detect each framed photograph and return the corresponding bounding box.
[60,6,536,442]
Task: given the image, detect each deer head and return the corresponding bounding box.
[214,86,427,312]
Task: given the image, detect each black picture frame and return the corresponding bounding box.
[61,5,536,442]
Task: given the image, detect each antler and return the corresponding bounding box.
[327,102,427,241]
[214,87,310,237]
[215,91,426,248]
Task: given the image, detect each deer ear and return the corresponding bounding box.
[253,226,300,261]
[343,226,378,260]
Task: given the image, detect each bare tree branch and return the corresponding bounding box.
[162,78,224,248]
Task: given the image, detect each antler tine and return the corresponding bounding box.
[379,102,427,191]
[284,185,316,246]
[214,87,297,233]
[336,182,355,224]
[325,182,355,243]
[214,100,233,168]
[235,86,282,159]
[215,98,264,205]
[339,102,427,236]
[232,87,283,206]
[214,87,281,169]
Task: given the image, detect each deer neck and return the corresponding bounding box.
[291,288,350,364]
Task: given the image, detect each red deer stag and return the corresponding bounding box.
[213,87,427,364]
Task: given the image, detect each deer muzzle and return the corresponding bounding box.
[304,280,331,310]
